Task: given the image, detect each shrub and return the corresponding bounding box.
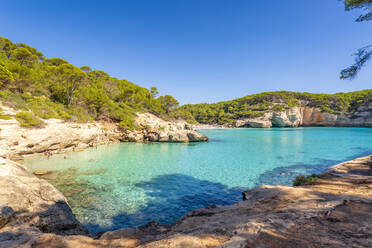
[119,118,135,130]
[0,90,29,110]
[27,96,72,120]
[15,111,45,128]
[0,113,12,120]
[293,174,319,186]
[66,106,93,123]
[107,101,136,130]
[272,104,285,112]
[27,97,62,119]
[0,107,12,120]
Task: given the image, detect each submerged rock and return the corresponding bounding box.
[33,170,53,176]
[79,168,107,175]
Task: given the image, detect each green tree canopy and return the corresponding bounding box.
[0,63,14,86]
[0,37,15,58]
[180,90,372,125]
[80,66,92,73]
[53,64,87,105]
[16,43,44,61]
[0,35,186,128]
[158,95,179,113]
[45,58,69,66]
[150,87,159,98]
[11,47,38,66]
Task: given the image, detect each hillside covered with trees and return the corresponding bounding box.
[180,90,372,125]
[1,36,371,128]
[0,36,193,129]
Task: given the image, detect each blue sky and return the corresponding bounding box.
[1,0,371,104]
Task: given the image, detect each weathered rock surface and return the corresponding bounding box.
[0,117,122,159]
[0,105,208,159]
[0,157,88,242]
[302,105,372,127]
[1,155,370,247]
[122,113,208,143]
[235,105,372,128]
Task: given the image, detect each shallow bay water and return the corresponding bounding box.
[23,127,372,233]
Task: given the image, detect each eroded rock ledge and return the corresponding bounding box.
[0,155,371,247]
[0,111,208,159]
[122,113,208,143]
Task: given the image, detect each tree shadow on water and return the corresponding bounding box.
[92,174,246,234]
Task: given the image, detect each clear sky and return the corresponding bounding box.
[1,0,371,104]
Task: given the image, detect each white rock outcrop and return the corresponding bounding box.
[235,106,372,128]
[122,113,208,142]
[0,106,208,159]
[0,118,121,159]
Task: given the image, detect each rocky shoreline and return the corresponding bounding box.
[1,104,371,162]
[0,107,208,161]
[0,104,371,247]
[0,153,371,247]
[195,105,372,128]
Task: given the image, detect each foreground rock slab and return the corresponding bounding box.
[0,156,371,247]
[0,158,88,243]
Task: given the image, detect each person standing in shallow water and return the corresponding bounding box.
[44,150,51,159]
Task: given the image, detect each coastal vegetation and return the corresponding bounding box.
[15,111,45,128]
[1,36,371,129]
[180,90,372,125]
[0,36,188,129]
[293,174,320,186]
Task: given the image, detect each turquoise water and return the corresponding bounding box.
[23,127,372,233]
